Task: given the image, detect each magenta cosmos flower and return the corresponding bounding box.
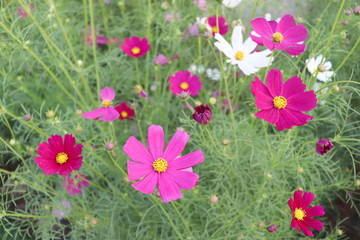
[34,134,83,176]
[251,69,317,131]
[249,14,307,55]
[207,15,229,36]
[115,102,135,120]
[288,190,325,236]
[63,174,89,195]
[124,125,204,202]
[121,36,150,58]
[169,70,202,97]
[82,87,120,122]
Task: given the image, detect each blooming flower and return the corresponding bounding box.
[121,36,150,58]
[193,0,207,11]
[17,3,34,18]
[222,0,242,8]
[164,10,180,22]
[115,102,135,120]
[63,174,89,196]
[288,190,325,236]
[306,55,334,82]
[193,104,212,124]
[82,87,120,122]
[315,139,334,155]
[251,69,317,131]
[250,14,307,55]
[206,68,221,81]
[169,70,202,97]
[183,17,213,41]
[208,15,229,36]
[53,200,71,219]
[215,26,272,75]
[153,54,179,66]
[34,134,83,176]
[124,125,204,202]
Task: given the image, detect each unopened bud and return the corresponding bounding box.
[194,100,201,106]
[91,219,98,226]
[267,223,277,233]
[105,142,114,151]
[356,179,360,187]
[266,173,272,179]
[342,20,349,25]
[209,97,217,105]
[46,110,55,118]
[297,168,304,174]
[76,126,82,133]
[161,1,169,10]
[317,64,326,72]
[354,6,360,15]
[258,222,265,228]
[345,10,352,15]
[44,204,50,210]
[76,109,83,115]
[210,195,218,203]
[23,114,31,121]
[222,138,230,145]
[135,85,142,93]
[177,91,190,99]
[334,85,340,91]
[177,127,185,131]
[10,139,16,145]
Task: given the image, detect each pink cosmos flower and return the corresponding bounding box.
[193,0,207,11]
[115,102,135,120]
[121,36,150,58]
[169,70,202,97]
[96,35,108,47]
[249,14,307,55]
[164,10,180,23]
[34,134,83,176]
[63,174,89,195]
[153,54,179,66]
[17,3,34,18]
[82,87,120,122]
[251,69,317,131]
[288,190,325,236]
[207,15,229,36]
[124,125,204,202]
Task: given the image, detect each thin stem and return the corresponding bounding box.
[2,213,48,219]
[244,0,261,36]
[135,58,140,85]
[107,152,127,176]
[1,112,15,140]
[204,126,223,156]
[171,202,193,238]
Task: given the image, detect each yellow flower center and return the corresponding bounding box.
[313,68,318,74]
[153,158,168,173]
[272,32,284,43]
[102,100,112,108]
[135,85,142,93]
[131,47,140,55]
[273,96,287,109]
[109,38,115,44]
[235,51,244,60]
[294,208,306,221]
[180,82,189,90]
[212,26,218,33]
[56,152,68,164]
[89,35,93,40]
[121,111,128,118]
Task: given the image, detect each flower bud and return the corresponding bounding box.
[161,1,169,10]
[298,186,304,191]
[258,222,265,228]
[28,147,34,153]
[354,6,360,15]
[222,138,230,145]
[297,168,304,174]
[315,139,334,155]
[317,64,326,72]
[342,20,349,25]
[177,91,190,99]
[105,142,114,151]
[210,195,218,203]
[135,85,142,93]
[76,126,83,133]
[192,104,212,125]
[177,127,185,131]
[76,109,83,115]
[91,218,98,226]
[10,139,16,145]
[267,223,277,233]
[23,114,31,121]
[209,97,217,105]
[345,10,352,15]
[44,204,50,210]
[124,176,130,183]
[356,179,360,187]
[334,85,340,91]
[46,110,55,118]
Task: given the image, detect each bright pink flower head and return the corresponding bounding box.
[115,102,135,120]
[34,134,83,176]
[17,3,34,18]
[124,125,204,202]
[251,69,317,131]
[288,190,325,236]
[169,70,202,97]
[121,36,150,58]
[249,14,307,55]
[82,87,120,122]
[164,10,180,23]
[63,174,89,195]
[207,15,229,36]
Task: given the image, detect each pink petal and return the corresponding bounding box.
[148,125,164,159]
[266,69,283,97]
[301,191,315,209]
[291,218,300,232]
[37,142,57,159]
[306,205,325,218]
[282,24,307,43]
[102,108,120,122]
[158,173,182,202]
[166,170,199,190]
[286,91,317,112]
[100,87,115,101]
[263,38,275,51]
[68,144,83,159]
[287,109,314,126]
[163,130,189,162]
[254,89,274,110]
[249,33,264,45]
[82,108,105,119]
[254,108,280,125]
[132,172,158,194]
[276,14,297,34]
[127,160,154,181]
[64,134,76,155]
[280,43,306,56]
[168,150,204,170]
[276,109,313,131]
[251,17,273,39]
[58,163,74,176]
[288,197,295,212]
[268,21,278,32]
[67,156,83,172]
[303,217,324,231]
[123,136,154,164]
[251,77,270,97]
[34,156,60,175]
[294,190,303,209]
[48,135,64,154]
[282,76,306,98]
[298,220,313,237]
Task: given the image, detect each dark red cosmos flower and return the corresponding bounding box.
[192,104,212,124]
[315,139,334,155]
[115,102,135,120]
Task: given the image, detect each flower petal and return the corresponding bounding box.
[214,34,234,59]
[48,135,64,154]
[301,191,315,209]
[287,91,317,112]
[303,217,324,231]
[100,87,115,101]
[291,218,300,232]
[168,150,204,170]
[127,160,154,181]
[294,190,303,209]
[166,170,199,190]
[254,88,274,110]
[123,136,154,164]
[147,125,164,159]
[266,69,283,97]
[82,108,105,119]
[158,173,183,202]
[288,197,295,212]
[276,14,297,34]
[132,172,158,194]
[251,17,273,39]
[306,205,325,218]
[282,24,307,43]
[251,76,270,97]
[163,130,189,162]
[282,76,306,98]
[102,108,120,122]
[298,220,313,236]
[254,108,280,125]
[231,26,243,52]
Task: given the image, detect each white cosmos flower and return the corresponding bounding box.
[222,0,242,8]
[206,68,221,81]
[214,26,272,76]
[189,64,205,74]
[306,54,334,82]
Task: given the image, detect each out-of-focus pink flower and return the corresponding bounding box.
[153,54,179,66]
[121,36,150,58]
[104,0,111,4]
[53,200,71,219]
[222,99,238,114]
[96,35,108,47]
[169,71,202,96]
[140,90,150,100]
[164,10,180,22]
[17,3,34,19]
[207,15,229,36]
[63,174,89,196]
[183,17,212,41]
[193,0,207,11]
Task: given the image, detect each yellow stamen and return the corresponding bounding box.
[102,100,112,107]
[153,158,168,173]
[180,82,189,90]
[121,111,128,118]
[89,35,93,40]
[272,32,284,43]
[313,68,318,75]
[273,96,287,109]
[235,51,244,60]
[135,85,142,93]
[56,152,68,164]
[294,208,306,221]
[212,26,218,33]
[131,47,140,55]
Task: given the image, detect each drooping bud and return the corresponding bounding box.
[210,195,218,203]
[23,114,31,121]
[192,104,212,125]
[222,138,230,146]
[105,142,114,151]
[354,6,360,15]
[267,223,277,233]
[315,139,334,155]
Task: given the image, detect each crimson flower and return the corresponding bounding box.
[115,102,135,120]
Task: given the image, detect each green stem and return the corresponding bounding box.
[171,202,193,238]
[244,0,261,36]
[1,112,15,140]
[204,126,223,156]
[135,58,140,85]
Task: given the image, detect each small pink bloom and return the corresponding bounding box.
[153,54,169,66]
[207,15,229,36]
[105,142,114,151]
[115,102,135,120]
[124,125,204,202]
[193,0,207,11]
[249,14,308,55]
[34,134,83,176]
[315,139,334,155]
[53,200,71,219]
[210,195,218,203]
[17,3,34,19]
[96,35,108,47]
[288,190,325,236]
[82,87,120,122]
[63,174,89,196]
[164,10,180,23]
[140,90,150,100]
[169,70,202,96]
[267,223,277,233]
[251,69,317,131]
[121,36,150,58]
